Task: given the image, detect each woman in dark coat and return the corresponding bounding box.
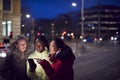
[0,35,32,80]
[38,38,76,80]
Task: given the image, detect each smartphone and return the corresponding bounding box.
[28,59,34,64]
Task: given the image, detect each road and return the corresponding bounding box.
[0,41,120,80]
[73,43,120,80]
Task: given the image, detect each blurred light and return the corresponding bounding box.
[51,23,55,26]
[62,31,67,36]
[9,32,12,39]
[71,33,75,39]
[80,36,83,39]
[26,33,30,37]
[111,37,114,40]
[26,14,30,18]
[65,21,68,24]
[22,25,25,27]
[67,33,70,36]
[0,52,7,57]
[37,32,40,36]
[99,38,103,41]
[41,33,45,36]
[110,36,117,41]
[116,32,118,34]
[71,33,74,36]
[72,2,77,7]
[92,26,95,29]
[7,21,12,24]
[83,39,87,42]
[0,49,7,58]
[94,38,97,41]
[2,21,6,25]
[0,42,3,47]
[61,36,64,39]
[114,37,117,41]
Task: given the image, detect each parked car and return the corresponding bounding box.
[0,38,10,58]
[0,44,10,58]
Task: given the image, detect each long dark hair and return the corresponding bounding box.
[50,38,75,61]
[53,38,65,49]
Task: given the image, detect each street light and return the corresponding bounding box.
[80,0,87,54]
[72,2,77,7]
[98,0,101,44]
[25,14,31,41]
[72,2,79,52]
[81,0,84,41]
[72,2,77,39]
[26,14,31,18]
[25,14,34,42]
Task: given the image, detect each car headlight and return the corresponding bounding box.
[83,39,87,42]
[114,37,117,41]
[0,52,7,58]
[110,37,114,40]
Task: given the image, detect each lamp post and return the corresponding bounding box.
[25,14,32,42]
[80,0,87,54]
[26,15,35,43]
[72,2,79,52]
[81,0,84,42]
[98,0,101,45]
[72,2,77,38]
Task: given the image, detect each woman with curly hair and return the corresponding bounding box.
[0,35,32,80]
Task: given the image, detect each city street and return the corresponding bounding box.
[0,41,120,80]
[0,0,120,80]
[73,42,120,80]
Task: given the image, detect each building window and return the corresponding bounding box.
[2,21,12,37]
[3,0,11,10]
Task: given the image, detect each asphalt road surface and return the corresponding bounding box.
[74,44,120,80]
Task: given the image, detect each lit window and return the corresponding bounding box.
[2,21,12,37]
[2,21,6,36]
[7,21,12,36]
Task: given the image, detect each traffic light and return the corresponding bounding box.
[9,32,12,39]
[62,31,66,36]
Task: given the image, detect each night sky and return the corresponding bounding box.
[21,0,120,19]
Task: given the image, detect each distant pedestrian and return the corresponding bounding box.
[0,35,32,80]
[38,38,76,80]
[27,35,50,80]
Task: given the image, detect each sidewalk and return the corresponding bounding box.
[66,42,98,58]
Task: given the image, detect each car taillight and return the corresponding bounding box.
[0,49,7,58]
[0,43,3,47]
[2,49,7,53]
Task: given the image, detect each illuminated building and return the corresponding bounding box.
[0,0,21,41]
[83,5,120,37]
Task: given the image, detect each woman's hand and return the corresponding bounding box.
[37,59,54,78]
[28,59,36,73]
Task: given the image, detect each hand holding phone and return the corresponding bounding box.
[34,58,42,63]
[28,59,36,72]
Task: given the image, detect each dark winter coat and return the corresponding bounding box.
[0,49,32,80]
[39,45,76,80]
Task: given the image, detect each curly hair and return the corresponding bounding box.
[10,35,29,52]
